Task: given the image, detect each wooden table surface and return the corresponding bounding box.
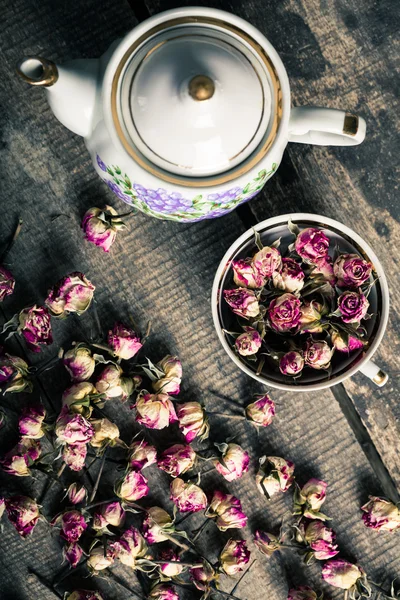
[0,0,399,598]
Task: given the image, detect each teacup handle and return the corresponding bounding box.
[358,359,389,387]
[288,106,366,146]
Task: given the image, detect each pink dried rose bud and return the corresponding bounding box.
[148,583,179,600]
[113,526,148,568]
[219,539,251,575]
[322,559,365,590]
[334,253,372,288]
[235,327,262,356]
[304,339,333,370]
[245,394,275,427]
[95,363,125,399]
[287,587,319,600]
[223,288,260,320]
[108,322,143,360]
[252,246,282,278]
[177,402,209,443]
[298,301,325,333]
[190,561,217,592]
[18,404,46,439]
[279,351,305,376]
[57,510,87,543]
[64,542,83,568]
[5,495,40,537]
[295,228,330,262]
[214,443,250,482]
[135,393,178,430]
[1,438,41,476]
[45,272,95,317]
[337,291,369,323]
[87,545,116,573]
[361,496,400,532]
[82,205,126,252]
[170,478,207,513]
[129,439,157,470]
[62,443,87,471]
[268,293,301,332]
[300,520,339,560]
[273,258,305,293]
[256,455,295,499]
[152,355,183,395]
[55,406,94,445]
[294,479,328,519]
[93,501,126,531]
[0,265,15,301]
[17,305,53,352]
[331,331,364,353]
[90,418,120,448]
[66,591,105,600]
[66,483,87,505]
[115,469,149,502]
[0,353,32,394]
[157,444,196,478]
[311,256,336,285]
[158,547,184,577]
[254,530,281,557]
[206,490,248,531]
[232,259,265,289]
[142,506,174,544]
[63,344,95,382]
[62,382,97,415]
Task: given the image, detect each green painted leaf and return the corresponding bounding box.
[106,167,114,176]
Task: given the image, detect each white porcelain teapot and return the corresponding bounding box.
[17,7,366,223]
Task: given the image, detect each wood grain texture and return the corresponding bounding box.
[0,0,399,599]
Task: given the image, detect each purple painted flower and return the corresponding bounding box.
[252,246,282,278]
[157,444,196,478]
[334,253,372,288]
[224,288,260,319]
[232,259,265,289]
[304,339,333,370]
[245,395,275,427]
[0,266,15,301]
[46,272,95,317]
[134,185,194,214]
[96,154,107,172]
[107,322,143,360]
[214,443,250,482]
[268,293,301,332]
[64,542,84,568]
[219,539,250,575]
[176,402,209,443]
[170,478,207,513]
[337,291,369,323]
[206,490,248,531]
[331,331,364,353]
[18,404,46,439]
[279,351,305,376]
[254,530,281,557]
[295,228,330,262]
[105,180,133,204]
[62,443,87,471]
[5,495,40,537]
[18,305,53,352]
[63,344,95,382]
[361,496,400,532]
[235,327,262,356]
[55,406,94,445]
[273,257,305,293]
[115,469,149,502]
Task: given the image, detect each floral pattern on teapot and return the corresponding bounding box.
[97,154,277,222]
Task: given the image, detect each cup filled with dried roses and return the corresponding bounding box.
[212,213,389,391]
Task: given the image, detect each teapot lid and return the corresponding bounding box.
[112,15,282,184]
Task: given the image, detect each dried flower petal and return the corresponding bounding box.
[45,272,95,317]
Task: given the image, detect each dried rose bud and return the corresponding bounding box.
[0,438,41,476]
[268,293,301,332]
[252,246,282,278]
[90,418,120,448]
[18,404,46,439]
[224,288,260,320]
[130,439,157,470]
[170,478,207,513]
[190,561,217,592]
[113,526,148,568]
[5,495,40,537]
[295,228,329,263]
[115,469,149,502]
[17,305,53,352]
[93,501,126,531]
[311,256,336,285]
[0,498,4,519]
[334,253,372,288]
[62,443,87,471]
[232,259,265,289]
[66,483,87,505]
[361,496,400,532]
[135,393,177,430]
[254,530,281,557]
[300,520,339,560]
[294,479,328,520]
[273,258,305,293]
[298,301,325,333]
[66,591,104,600]
[148,584,179,600]
[322,559,365,590]
[279,351,304,376]
[206,490,247,531]
[63,344,95,382]
[108,322,143,360]
[0,353,32,394]
[142,506,174,544]
[95,364,125,399]
[62,382,97,415]
[256,455,295,499]
[214,443,250,482]
[55,406,94,445]
[152,355,182,395]
[158,547,184,578]
[331,331,364,353]
[87,545,115,573]
[219,539,250,575]
[245,394,275,427]
[0,266,15,301]
[157,444,196,478]
[56,510,87,543]
[337,291,369,323]
[288,587,319,600]
[45,272,95,317]
[304,340,333,370]
[64,542,83,568]
[82,205,126,252]
[235,327,262,356]
[176,402,209,443]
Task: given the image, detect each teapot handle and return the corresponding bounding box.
[288,106,366,146]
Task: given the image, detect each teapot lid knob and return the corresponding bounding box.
[188,75,215,101]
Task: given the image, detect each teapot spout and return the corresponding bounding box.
[17,56,99,138]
